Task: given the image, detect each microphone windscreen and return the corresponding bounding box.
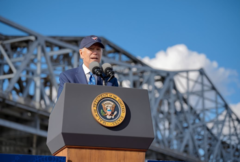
[89,61,100,73]
[102,63,112,73]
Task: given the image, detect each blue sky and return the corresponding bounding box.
[0,0,239,105]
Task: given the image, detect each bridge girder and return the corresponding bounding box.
[0,16,240,162]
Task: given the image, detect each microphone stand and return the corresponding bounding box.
[102,76,107,86]
[92,67,105,86]
[102,78,106,86]
[107,75,114,82]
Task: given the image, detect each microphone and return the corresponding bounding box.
[102,63,115,81]
[89,62,103,77]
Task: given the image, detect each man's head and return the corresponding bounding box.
[79,35,104,68]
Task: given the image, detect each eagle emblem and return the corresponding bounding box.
[101,101,117,119]
[91,92,126,127]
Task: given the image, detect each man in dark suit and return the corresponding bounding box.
[57,35,118,99]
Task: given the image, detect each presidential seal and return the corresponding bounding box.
[91,92,126,127]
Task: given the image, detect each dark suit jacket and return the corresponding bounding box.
[57,65,119,99]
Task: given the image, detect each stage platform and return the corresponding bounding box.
[0,154,65,162]
[0,153,182,162]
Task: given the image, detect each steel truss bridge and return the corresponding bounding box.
[0,16,239,162]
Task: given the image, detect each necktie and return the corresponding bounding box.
[88,72,96,85]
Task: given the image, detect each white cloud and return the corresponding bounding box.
[141,44,240,118]
[141,44,238,96]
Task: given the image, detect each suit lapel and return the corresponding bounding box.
[97,76,103,85]
[75,65,88,84]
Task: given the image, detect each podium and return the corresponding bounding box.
[47,83,154,162]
